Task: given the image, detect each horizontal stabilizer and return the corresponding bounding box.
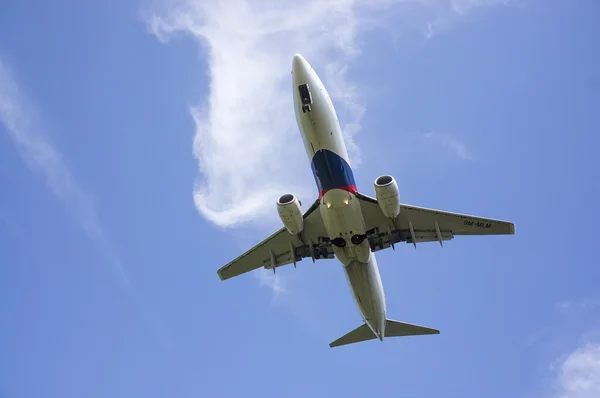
[329,323,376,348]
[329,319,439,348]
[384,319,440,337]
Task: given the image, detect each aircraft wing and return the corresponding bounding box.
[355,192,514,251]
[217,199,333,281]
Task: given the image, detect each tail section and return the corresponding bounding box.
[329,319,439,348]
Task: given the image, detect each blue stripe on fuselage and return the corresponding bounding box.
[310,149,357,197]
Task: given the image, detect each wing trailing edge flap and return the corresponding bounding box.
[354,192,514,252]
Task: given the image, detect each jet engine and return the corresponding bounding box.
[374,175,400,219]
[277,193,304,235]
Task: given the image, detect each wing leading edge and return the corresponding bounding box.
[355,192,514,252]
[217,199,333,281]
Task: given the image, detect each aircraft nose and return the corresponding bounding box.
[292,53,309,76]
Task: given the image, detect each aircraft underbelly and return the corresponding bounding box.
[319,190,370,264]
[297,99,347,160]
[344,255,386,335]
[295,73,369,264]
[292,55,384,334]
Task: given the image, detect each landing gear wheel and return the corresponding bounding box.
[351,234,366,245]
[332,237,346,248]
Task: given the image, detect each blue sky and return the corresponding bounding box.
[1,0,599,397]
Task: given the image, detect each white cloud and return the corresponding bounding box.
[423,132,472,160]
[146,0,507,231]
[553,340,600,398]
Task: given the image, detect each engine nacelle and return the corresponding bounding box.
[277,193,304,235]
[374,175,400,219]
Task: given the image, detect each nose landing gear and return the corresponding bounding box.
[298,83,312,113]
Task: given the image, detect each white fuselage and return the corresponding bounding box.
[291,54,387,340]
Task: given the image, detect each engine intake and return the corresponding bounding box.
[374,175,400,219]
[277,193,304,235]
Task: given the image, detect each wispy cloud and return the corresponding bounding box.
[0,60,130,287]
[424,0,515,39]
[551,338,600,398]
[423,132,473,160]
[557,298,600,314]
[0,211,25,240]
[146,0,506,231]
[0,59,173,351]
[256,269,287,298]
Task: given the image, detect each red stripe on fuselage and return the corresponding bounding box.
[318,185,358,199]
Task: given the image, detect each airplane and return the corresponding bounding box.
[217,53,515,348]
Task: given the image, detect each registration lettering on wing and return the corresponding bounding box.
[464,220,492,229]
